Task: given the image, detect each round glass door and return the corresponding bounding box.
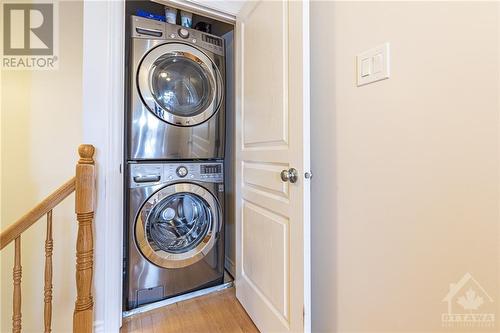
[146,192,211,254]
[138,43,222,127]
[135,183,220,268]
[151,55,214,118]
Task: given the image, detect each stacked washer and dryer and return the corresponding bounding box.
[125,16,226,310]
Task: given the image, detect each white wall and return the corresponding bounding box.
[0,1,83,332]
[311,1,499,332]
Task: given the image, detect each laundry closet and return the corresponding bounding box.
[120,1,310,332]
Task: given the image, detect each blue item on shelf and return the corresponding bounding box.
[136,9,166,22]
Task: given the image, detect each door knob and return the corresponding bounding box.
[280,168,298,183]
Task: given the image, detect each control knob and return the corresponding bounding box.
[176,166,188,178]
[178,28,189,39]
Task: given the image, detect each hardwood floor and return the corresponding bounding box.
[121,288,260,333]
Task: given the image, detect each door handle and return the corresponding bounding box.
[280,168,298,183]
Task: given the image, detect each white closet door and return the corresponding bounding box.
[235,0,310,332]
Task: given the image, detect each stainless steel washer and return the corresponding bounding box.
[126,161,225,309]
[128,16,225,160]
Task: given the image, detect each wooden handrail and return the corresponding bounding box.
[0,177,76,250]
[0,144,95,333]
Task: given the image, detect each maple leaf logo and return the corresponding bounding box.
[457,288,484,311]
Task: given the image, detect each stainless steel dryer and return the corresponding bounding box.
[126,161,224,309]
[128,16,225,160]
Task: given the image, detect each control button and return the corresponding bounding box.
[178,28,189,39]
[176,166,188,178]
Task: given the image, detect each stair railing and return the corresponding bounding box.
[0,144,96,333]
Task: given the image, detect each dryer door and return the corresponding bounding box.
[135,183,220,268]
[137,43,223,127]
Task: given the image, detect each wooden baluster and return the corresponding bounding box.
[13,236,22,333]
[44,210,53,333]
[73,144,95,333]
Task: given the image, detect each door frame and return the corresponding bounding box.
[301,2,311,330]
[81,1,125,331]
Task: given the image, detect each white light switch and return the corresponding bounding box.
[372,53,383,73]
[357,43,390,86]
[361,58,371,77]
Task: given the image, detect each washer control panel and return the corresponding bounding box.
[130,162,223,188]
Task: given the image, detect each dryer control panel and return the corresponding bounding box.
[129,162,224,188]
[130,16,224,56]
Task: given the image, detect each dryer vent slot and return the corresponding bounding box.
[136,27,163,38]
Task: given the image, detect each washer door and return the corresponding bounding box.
[137,43,223,127]
[135,183,220,268]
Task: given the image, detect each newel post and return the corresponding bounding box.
[73,144,95,333]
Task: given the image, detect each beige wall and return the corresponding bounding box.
[311,1,499,332]
[0,1,83,332]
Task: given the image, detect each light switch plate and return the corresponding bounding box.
[357,42,390,86]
